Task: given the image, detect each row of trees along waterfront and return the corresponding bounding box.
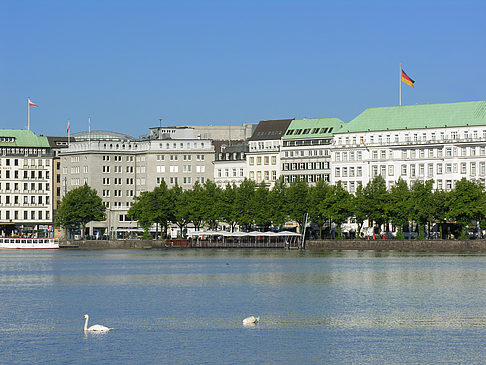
[55,176,486,240]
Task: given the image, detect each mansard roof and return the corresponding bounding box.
[0,129,50,147]
[337,101,486,134]
[249,119,294,141]
[283,118,344,139]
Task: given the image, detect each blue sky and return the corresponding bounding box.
[2,0,485,137]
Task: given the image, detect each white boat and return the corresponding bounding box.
[0,237,59,249]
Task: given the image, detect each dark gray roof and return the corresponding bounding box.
[221,142,248,153]
[46,136,69,148]
[249,119,294,141]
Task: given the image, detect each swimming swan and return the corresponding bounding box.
[83,314,112,332]
[242,316,260,326]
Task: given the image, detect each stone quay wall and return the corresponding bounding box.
[62,239,486,251]
[306,239,486,252]
[62,240,165,249]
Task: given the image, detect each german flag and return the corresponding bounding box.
[401,69,415,88]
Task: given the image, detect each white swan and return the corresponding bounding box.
[242,315,260,326]
[83,314,112,332]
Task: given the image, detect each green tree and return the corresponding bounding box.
[219,183,238,232]
[253,182,271,230]
[287,179,309,232]
[352,182,368,238]
[128,190,157,239]
[447,178,486,237]
[186,182,205,231]
[128,181,174,239]
[409,180,434,238]
[269,177,288,229]
[319,181,351,238]
[308,179,331,238]
[431,189,449,239]
[387,178,410,238]
[234,179,258,230]
[55,183,106,239]
[364,176,388,231]
[201,180,222,230]
[171,185,190,236]
[151,181,175,238]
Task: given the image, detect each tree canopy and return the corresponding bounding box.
[55,183,106,239]
[119,176,486,240]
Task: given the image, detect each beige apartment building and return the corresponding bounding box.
[61,127,214,239]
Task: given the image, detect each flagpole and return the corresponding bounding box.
[399,64,402,106]
[27,97,30,131]
[88,117,91,143]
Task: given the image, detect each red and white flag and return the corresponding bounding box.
[67,121,70,134]
[28,99,39,107]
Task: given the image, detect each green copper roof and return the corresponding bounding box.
[336,101,486,134]
[283,118,344,139]
[0,129,50,147]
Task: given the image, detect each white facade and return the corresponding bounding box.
[214,144,247,188]
[0,131,54,237]
[331,126,486,193]
[214,159,246,187]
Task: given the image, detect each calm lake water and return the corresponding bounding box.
[0,249,485,364]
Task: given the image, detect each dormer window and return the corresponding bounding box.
[0,137,15,142]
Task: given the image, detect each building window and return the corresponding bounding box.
[419,164,425,176]
[471,162,477,175]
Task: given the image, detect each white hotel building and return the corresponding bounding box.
[0,130,54,237]
[330,101,486,192]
